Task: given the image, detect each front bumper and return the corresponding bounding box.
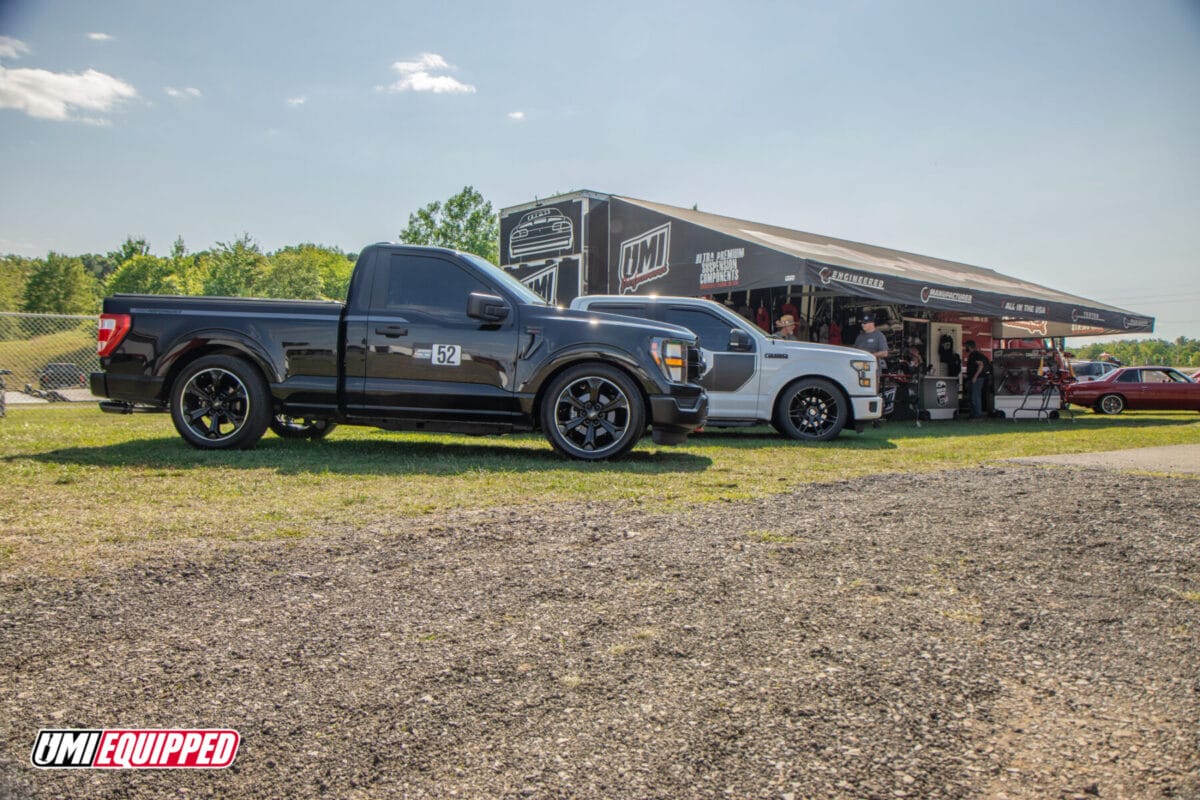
[648,388,708,445]
[852,394,883,422]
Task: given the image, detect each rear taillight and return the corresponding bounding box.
[97,313,132,357]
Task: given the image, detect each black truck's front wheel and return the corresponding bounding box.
[541,363,645,460]
[170,355,270,450]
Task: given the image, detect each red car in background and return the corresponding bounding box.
[1063,366,1200,414]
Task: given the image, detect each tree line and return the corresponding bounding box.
[0,186,499,316]
[1071,338,1200,368]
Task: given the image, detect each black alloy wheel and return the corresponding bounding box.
[170,355,270,450]
[774,378,849,442]
[542,364,645,460]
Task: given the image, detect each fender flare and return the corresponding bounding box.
[156,329,283,396]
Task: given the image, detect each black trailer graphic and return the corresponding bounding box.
[501,199,583,264]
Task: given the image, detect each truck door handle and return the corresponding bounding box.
[375,325,408,337]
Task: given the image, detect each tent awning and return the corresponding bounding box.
[615,196,1154,336]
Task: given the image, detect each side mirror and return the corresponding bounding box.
[467,292,510,323]
[728,328,753,352]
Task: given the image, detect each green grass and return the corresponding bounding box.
[1,404,1198,572]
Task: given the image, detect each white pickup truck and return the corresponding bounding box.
[570,296,883,441]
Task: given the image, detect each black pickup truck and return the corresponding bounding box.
[92,244,706,460]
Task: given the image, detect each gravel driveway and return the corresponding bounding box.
[1,465,1197,799]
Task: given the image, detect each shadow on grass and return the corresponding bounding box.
[19,434,714,477]
[688,410,1199,449]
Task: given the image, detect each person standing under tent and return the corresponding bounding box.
[964,340,991,420]
[853,315,888,359]
[775,314,799,340]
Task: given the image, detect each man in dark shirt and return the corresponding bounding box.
[964,340,990,420]
[853,315,889,359]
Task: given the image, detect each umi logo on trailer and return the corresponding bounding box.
[521,263,559,304]
[31,729,240,769]
[619,223,671,294]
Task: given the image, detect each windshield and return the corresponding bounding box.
[461,253,548,306]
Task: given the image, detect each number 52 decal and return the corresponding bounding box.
[432,344,462,366]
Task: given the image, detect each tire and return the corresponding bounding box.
[270,414,338,440]
[1097,394,1125,415]
[774,378,849,442]
[170,354,271,450]
[541,363,645,460]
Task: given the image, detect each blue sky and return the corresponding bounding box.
[1,0,1197,339]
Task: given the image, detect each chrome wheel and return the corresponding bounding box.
[1098,394,1125,415]
[179,368,250,442]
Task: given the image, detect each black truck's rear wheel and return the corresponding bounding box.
[541,363,645,460]
[170,354,270,450]
[270,414,338,440]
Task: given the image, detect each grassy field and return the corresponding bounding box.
[1,403,1198,573]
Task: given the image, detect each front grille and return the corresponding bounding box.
[686,345,705,383]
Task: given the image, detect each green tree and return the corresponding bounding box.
[0,255,36,313]
[202,235,269,297]
[108,236,150,266]
[167,237,206,295]
[22,252,100,314]
[106,254,181,295]
[399,185,500,263]
[264,244,355,300]
[80,253,119,282]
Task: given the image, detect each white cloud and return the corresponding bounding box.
[507,111,525,120]
[287,95,306,106]
[87,32,113,42]
[164,86,201,98]
[0,36,30,60]
[380,52,475,94]
[0,65,137,121]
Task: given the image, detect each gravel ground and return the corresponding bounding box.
[1,465,1197,799]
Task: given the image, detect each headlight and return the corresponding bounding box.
[651,338,687,383]
[850,359,875,389]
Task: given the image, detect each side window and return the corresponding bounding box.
[663,308,746,352]
[377,254,491,323]
[1116,370,1140,383]
[1075,363,1098,377]
[589,303,654,321]
[1142,370,1170,384]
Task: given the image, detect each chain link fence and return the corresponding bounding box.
[0,312,100,409]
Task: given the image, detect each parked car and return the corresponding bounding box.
[1062,366,1200,414]
[91,244,707,460]
[37,362,87,389]
[1067,359,1119,382]
[570,295,882,441]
